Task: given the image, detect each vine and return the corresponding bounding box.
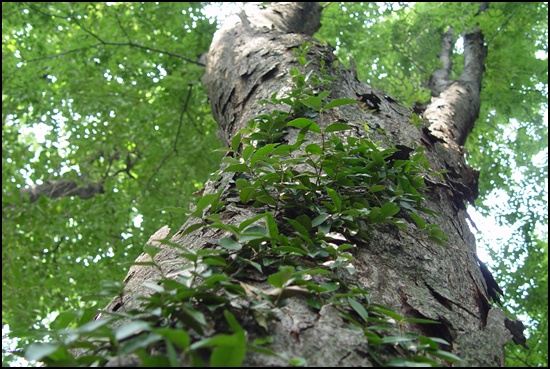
[23,42,460,367]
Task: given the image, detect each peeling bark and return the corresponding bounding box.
[99,2,517,366]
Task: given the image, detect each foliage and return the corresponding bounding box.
[21,44,460,367]
[2,2,221,337]
[2,2,547,367]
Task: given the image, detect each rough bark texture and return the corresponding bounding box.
[424,26,487,147]
[100,2,515,366]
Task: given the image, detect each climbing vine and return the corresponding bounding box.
[23,43,460,367]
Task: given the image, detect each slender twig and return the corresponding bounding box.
[26,40,204,65]
[486,3,521,46]
[114,12,132,43]
[142,84,194,194]
[185,110,206,135]
[24,3,204,66]
[26,2,70,20]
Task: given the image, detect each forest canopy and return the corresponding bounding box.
[2,2,547,366]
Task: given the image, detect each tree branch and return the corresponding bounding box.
[142,84,194,194]
[459,26,488,91]
[24,3,205,66]
[486,3,521,46]
[426,26,455,97]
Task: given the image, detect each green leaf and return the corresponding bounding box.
[265,212,279,241]
[430,349,463,363]
[295,268,332,275]
[205,222,239,234]
[251,143,279,167]
[423,337,450,346]
[165,339,178,367]
[75,317,113,333]
[270,246,308,256]
[210,333,247,367]
[239,187,256,203]
[268,266,295,288]
[305,143,323,155]
[114,321,151,341]
[301,96,323,111]
[201,256,227,267]
[312,213,330,227]
[287,118,321,133]
[295,214,312,231]
[327,188,342,212]
[348,297,369,323]
[285,217,310,237]
[235,178,250,189]
[402,317,439,324]
[324,122,352,133]
[381,335,413,344]
[318,90,331,100]
[179,222,204,236]
[380,202,400,217]
[223,163,251,173]
[240,225,268,243]
[288,357,308,366]
[224,310,244,334]
[143,244,160,258]
[363,330,383,345]
[182,306,207,326]
[385,357,437,367]
[50,311,79,330]
[370,304,403,321]
[195,193,220,214]
[241,145,255,161]
[319,283,341,292]
[240,257,263,273]
[231,131,242,151]
[239,213,269,231]
[25,343,60,362]
[219,237,242,251]
[142,282,165,293]
[157,206,188,214]
[120,333,163,355]
[409,212,427,229]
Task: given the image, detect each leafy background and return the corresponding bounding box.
[2,2,547,366]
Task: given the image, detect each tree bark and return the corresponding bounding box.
[100,2,516,366]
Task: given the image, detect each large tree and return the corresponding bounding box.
[3,2,547,367]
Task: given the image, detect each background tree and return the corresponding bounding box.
[2,2,547,367]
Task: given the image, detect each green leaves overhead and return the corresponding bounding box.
[2,2,221,333]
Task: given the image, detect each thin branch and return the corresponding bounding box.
[486,3,521,46]
[24,3,204,66]
[186,110,206,135]
[426,26,455,97]
[171,85,193,154]
[26,2,71,20]
[25,45,99,63]
[69,7,108,43]
[142,84,194,194]
[114,11,132,43]
[25,40,204,65]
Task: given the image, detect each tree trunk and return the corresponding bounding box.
[100,3,516,366]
